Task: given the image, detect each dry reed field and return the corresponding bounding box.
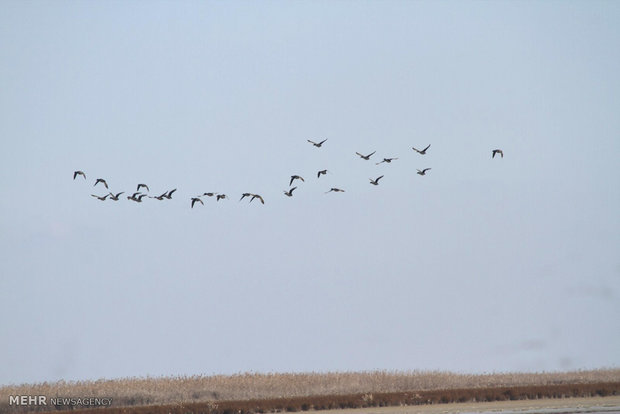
[1,369,619,413]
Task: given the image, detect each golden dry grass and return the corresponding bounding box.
[1,369,619,412]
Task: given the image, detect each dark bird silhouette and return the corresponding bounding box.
[417,168,431,176]
[152,189,175,200]
[128,194,148,202]
[369,175,384,185]
[91,194,109,201]
[203,192,217,197]
[307,139,328,147]
[216,194,227,201]
[239,193,252,201]
[325,188,345,193]
[108,192,124,201]
[317,169,328,178]
[284,187,297,197]
[94,178,108,189]
[250,194,265,204]
[137,183,150,192]
[376,157,398,165]
[73,171,86,180]
[290,175,305,186]
[355,151,376,160]
[191,197,204,208]
[412,144,431,155]
[163,189,177,199]
[492,149,504,158]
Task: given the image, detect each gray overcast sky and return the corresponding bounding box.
[1,1,619,386]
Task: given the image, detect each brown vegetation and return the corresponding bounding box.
[1,369,618,413]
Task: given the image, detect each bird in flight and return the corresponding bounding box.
[128,194,148,203]
[94,178,108,189]
[202,192,217,197]
[355,151,376,160]
[317,169,328,178]
[376,157,398,165]
[108,192,124,201]
[492,149,504,158]
[250,194,265,204]
[239,193,252,202]
[137,183,150,192]
[216,194,227,201]
[73,171,86,180]
[412,144,431,155]
[369,175,384,185]
[91,194,109,201]
[325,188,345,193]
[150,193,166,200]
[284,187,297,197]
[290,175,305,186]
[307,139,327,148]
[163,189,177,199]
[191,197,204,208]
[417,168,431,176]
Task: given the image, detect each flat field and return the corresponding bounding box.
[1,369,618,413]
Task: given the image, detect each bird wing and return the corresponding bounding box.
[355,152,363,158]
[289,177,294,186]
[319,139,327,145]
[377,175,384,182]
[168,189,177,197]
[307,139,316,145]
[368,151,376,157]
[423,144,430,151]
[73,171,78,179]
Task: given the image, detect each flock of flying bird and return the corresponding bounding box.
[74,140,504,208]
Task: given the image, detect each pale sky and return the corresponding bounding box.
[1,1,619,386]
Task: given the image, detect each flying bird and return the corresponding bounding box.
[369,175,384,185]
[355,151,376,160]
[94,178,108,189]
[191,197,204,208]
[150,193,166,200]
[412,144,431,155]
[250,194,265,204]
[91,194,109,201]
[325,188,345,193]
[137,183,150,192]
[317,169,328,178]
[130,194,148,202]
[284,187,297,197]
[492,149,504,158]
[73,171,86,180]
[163,189,177,199]
[290,175,305,186]
[108,192,124,201]
[307,139,328,147]
[216,194,227,201]
[417,168,431,176]
[203,192,217,197]
[376,157,398,165]
[160,188,177,200]
[239,193,252,201]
